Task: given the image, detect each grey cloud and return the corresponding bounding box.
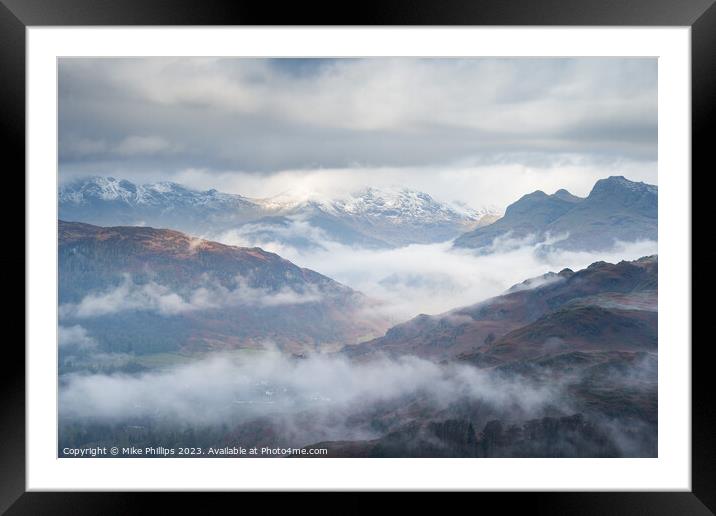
[59,273,324,320]
[59,57,657,175]
[63,135,180,158]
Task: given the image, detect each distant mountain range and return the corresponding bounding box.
[58,221,391,355]
[453,176,657,252]
[59,177,499,248]
[59,175,656,253]
[59,177,264,232]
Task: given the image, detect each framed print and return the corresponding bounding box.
[4,0,713,513]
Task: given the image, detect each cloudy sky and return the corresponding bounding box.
[58,57,657,208]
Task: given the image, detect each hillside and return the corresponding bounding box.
[59,221,391,354]
[346,255,657,363]
[453,176,657,252]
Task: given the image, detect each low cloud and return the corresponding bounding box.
[216,224,657,320]
[58,331,656,456]
[58,325,97,349]
[59,352,561,428]
[59,274,324,319]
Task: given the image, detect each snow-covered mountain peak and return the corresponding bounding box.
[333,187,452,220]
[59,176,135,203]
[60,177,502,247]
[59,176,256,209]
[253,186,483,222]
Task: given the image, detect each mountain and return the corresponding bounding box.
[345,255,657,363]
[233,201,397,250]
[373,255,657,457]
[453,176,657,252]
[59,177,499,248]
[314,255,658,457]
[58,221,391,354]
[58,245,658,458]
[250,187,498,248]
[59,177,265,232]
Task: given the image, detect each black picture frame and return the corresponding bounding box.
[4,0,712,512]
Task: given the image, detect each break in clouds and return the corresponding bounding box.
[167,159,657,217]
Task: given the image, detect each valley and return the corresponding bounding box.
[58,176,659,458]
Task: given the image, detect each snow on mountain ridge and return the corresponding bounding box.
[338,189,461,222]
[60,176,258,209]
[61,177,498,224]
[262,186,499,224]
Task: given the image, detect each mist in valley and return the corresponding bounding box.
[58,234,658,458]
[215,226,657,320]
[56,57,659,458]
[59,341,656,457]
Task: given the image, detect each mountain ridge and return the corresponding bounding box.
[60,176,499,248]
[345,255,657,363]
[58,220,391,354]
[453,176,657,252]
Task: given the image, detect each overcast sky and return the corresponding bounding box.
[58,57,657,208]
